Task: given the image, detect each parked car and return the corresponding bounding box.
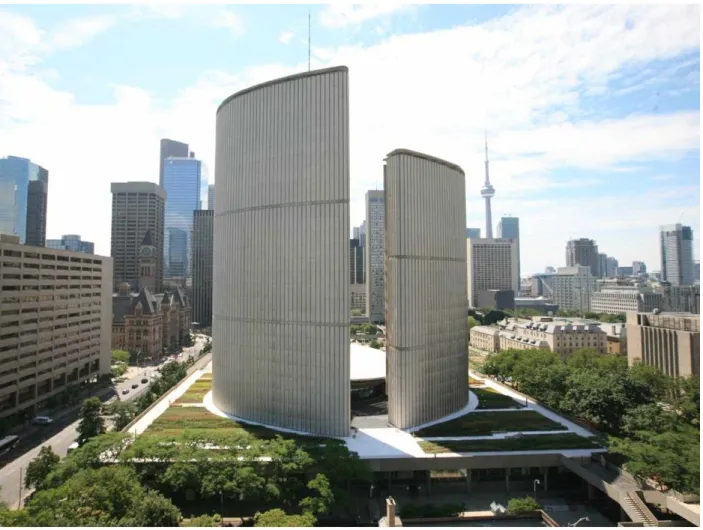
[141,378,148,384]
[121,388,130,395]
[31,416,53,426]
[131,383,138,389]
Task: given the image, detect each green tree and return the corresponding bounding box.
[111,349,130,365]
[24,445,60,491]
[467,316,479,332]
[77,397,105,446]
[481,350,521,382]
[507,496,541,514]
[351,309,363,317]
[299,473,334,516]
[670,375,700,426]
[254,509,316,527]
[124,489,182,527]
[109,400,136,431]
[369,339,381,349]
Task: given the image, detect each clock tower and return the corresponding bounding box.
[138,229,157,293]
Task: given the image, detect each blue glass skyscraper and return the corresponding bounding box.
[163,157,202,280]
[0,156,49,246]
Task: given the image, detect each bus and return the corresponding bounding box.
[0,435,19,455]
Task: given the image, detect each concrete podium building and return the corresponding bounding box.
[212,66,350,437]
[384,149,468,429]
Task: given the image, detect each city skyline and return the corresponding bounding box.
[0,4,699,273]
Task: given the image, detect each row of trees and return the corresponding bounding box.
[481,348,699,494]
[3,427,369,527]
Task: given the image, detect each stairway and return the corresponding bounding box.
[624,492,658,527]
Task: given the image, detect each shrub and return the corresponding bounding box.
[507,496,540,514]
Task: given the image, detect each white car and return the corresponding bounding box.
[31,416,53,425]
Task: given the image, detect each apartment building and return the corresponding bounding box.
[0,236,113,422]
[467,238,519,308]
[627,312,700,378]
[590,287,663,314]
[552,265,596,313]
[566,238,600,277]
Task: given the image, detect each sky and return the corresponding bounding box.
[0,2,700,276]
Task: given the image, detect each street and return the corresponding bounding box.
[0,334,209,509]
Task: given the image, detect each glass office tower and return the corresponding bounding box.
[0,156,49,245]
[163,157,202,280]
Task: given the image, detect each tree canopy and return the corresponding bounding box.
[480,348,700,494]
[254,509,316,527]
[24,446,60,491]
[77,397,105,446]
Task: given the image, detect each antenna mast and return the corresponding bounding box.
[308,10,311,71]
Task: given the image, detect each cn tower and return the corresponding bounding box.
[480,132,495,238]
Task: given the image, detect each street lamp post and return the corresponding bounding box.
[533,479,541,498]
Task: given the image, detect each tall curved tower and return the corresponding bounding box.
[480,134,495,239]
[384,149,469,429]
[212,66,351,437]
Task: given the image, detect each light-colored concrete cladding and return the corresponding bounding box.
[384,149,469,429]
[213,66,350,437]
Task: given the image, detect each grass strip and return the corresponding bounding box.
[472,387,524,409]
[414,410,564,437]
[419,433,602,453]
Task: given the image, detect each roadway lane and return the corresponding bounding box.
[0,335,209,509]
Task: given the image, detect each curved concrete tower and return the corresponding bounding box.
[384,149,469,429]
[212,66,350,437]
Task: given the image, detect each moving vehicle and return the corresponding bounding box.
[0,435,19,455]
[31,416,53,425]
[67,442,79,454]
[121,388,130,395]
[141,378,148,384]
[131,383,138,389]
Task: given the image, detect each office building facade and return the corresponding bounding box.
[627,312,700,378]
[0,156,49,247]
[46,234,94,254]
[466,238,518,308]
[208,184,215,211]
[365,190,385,323]
[466,228,481,239]
[590,287,663,314]
[552,265,596,313]
[350,238,364,284]
[566,238,600,278]
[163,157,202,280]
[660,224,695,286]
[159,139,189,187]
[192,210,214,327]
[384,149,468,429]
[0,237,113,422]
[110,182,166,292]
[659,284,700,314]
[497,216,520,280]
[213,66,351,437]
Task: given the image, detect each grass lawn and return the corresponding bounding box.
[419,433,602,453]
[143,403,331,445]
[174,374,212,405]
[414,410,566,437]
[472,387,524,409]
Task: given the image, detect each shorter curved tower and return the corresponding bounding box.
[384,149,469,429]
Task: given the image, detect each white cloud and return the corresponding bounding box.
[211,9,245,36]
[278,31,295,44]
[0,4,699,275]
[50,14,116,49]
[319,3,415,29]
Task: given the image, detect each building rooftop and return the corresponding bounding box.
[350,342,386,382]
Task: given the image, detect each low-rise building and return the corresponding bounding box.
[515,296,558,315]
[590,287,663,314]
[597,322,627,355]
[627,312,700,378]
[469,325,500,352]
[498,317,607,355]
[112,282,191,360]
[0,236,113,422]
